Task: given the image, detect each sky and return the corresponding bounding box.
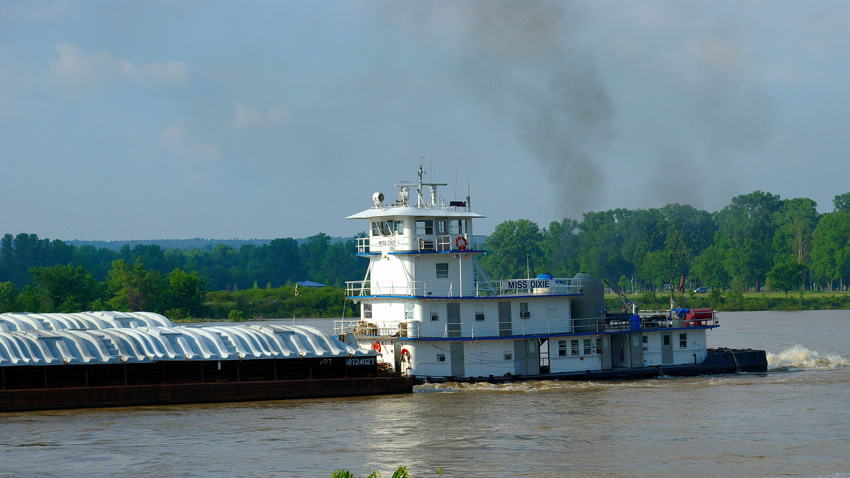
[1,1,849,241]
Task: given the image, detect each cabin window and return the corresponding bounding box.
[504,352,513,360]
[548,301,556,318]
[405,303,414,320]
[642,335,648,351]
[571,340,579,356]
[519,303,530,319]
[450,219,466,235]
[416,219,433,235]
[378,220,402,236]
[437,353,446,362]
[679,333,687,348]
[371,222,381,236]
[363,304,372,319]
[596,338,602,354]
[475,304,485,321]
[583,339,592,355]
[430,305,439,321]
[663,335,671,346]
[437,219,448,235]
[558,340,567,357]
[436,263,449,279]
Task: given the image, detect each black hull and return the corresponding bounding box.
[0,376,416,412]
[418,348,769,384]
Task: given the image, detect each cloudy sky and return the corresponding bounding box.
[1,1,848,241]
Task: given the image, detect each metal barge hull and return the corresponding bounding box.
[417,348,768,384]
[0,376,415,412]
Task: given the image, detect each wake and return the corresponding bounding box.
[767,345,849,372]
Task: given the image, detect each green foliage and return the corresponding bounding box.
[107,259,166,312]
[165,268,208,317]
[228,309,245,322]
[29,264,100,312]
[481,219,543,279]
[766,260,805,297]
[331,466,414,478]
[5,186,850,315]
[0,281,20,313]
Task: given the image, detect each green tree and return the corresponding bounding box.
[29,264,100,312]
[810,212,850,290]
[766,260,805,297]
[482,219,543,279]
[714,191,782,291]
[833,192,850,213]
[0,281,19,312]
[693,244,729,290]
[542,219,580,277]
[164,268,208,318]
[773,198,819,265]
[107,259,166,311]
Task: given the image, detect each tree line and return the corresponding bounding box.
[1,189,849,317]
[0,232,362,317]
[480,191,850,296]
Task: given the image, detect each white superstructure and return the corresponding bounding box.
[337,167,716,380]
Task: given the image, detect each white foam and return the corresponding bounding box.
[767,345,849,372]
[414,379,663,393]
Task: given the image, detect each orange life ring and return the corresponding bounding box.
[455,236,468,251]
[400,348,410,361]
[371,341,382,353]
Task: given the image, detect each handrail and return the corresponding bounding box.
[334,313,715,340]
[356,234,487,254]
[345,277,584,298]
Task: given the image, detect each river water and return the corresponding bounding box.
[2,311,849,477]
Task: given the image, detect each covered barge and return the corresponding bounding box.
[0,312,414,412]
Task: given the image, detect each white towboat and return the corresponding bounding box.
[336,167,766,382]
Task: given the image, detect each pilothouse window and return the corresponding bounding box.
[416,220,433,236]
[437,219,448,235]
[450,219,466,235]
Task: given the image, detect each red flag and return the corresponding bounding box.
[679,275,685,295]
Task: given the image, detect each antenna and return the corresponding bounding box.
[454,158,459,199]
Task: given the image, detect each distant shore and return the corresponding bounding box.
[607,291,850,312]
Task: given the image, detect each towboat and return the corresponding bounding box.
[336,167,767,382]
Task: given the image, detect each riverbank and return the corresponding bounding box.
[608,290,850,312]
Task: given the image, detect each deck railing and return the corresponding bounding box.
[355,235,486,254]
[334,311,716,340]
[345,276,583,298]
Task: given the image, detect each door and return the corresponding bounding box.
[498,302,512,336]
[526,340,540,375]
[450,342,465,377]
[447,303,461,338]
[661,333,673,364]
[630,333,644,367]
[513,339,540,375]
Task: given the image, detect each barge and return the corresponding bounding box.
[0,312,414,412]
[336,166,767,383]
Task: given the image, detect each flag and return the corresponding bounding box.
[679,275,685,295]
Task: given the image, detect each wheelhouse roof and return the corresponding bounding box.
[346,206,485,220]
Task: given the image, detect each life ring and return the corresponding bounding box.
[400,348,410,361]
[455,236,468,251]
[371,341,381,353]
